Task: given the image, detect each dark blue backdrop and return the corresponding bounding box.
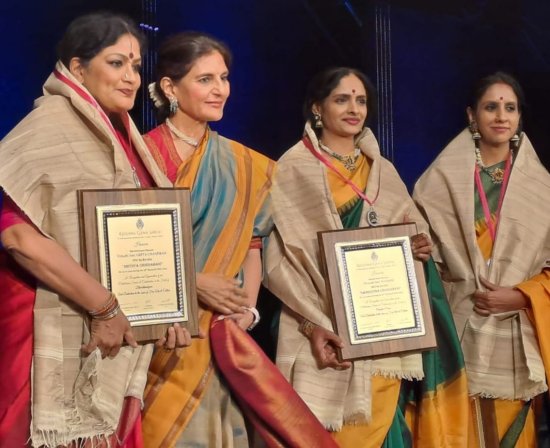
[1,0,549,189]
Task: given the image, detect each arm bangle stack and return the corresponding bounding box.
[89,293,121,320]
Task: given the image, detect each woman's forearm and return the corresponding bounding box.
[2,222,111,311]
[242,247,262,306]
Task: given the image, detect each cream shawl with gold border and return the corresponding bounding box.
[413,128,550,400]
[265,124,426,430]
[0,63,171,446]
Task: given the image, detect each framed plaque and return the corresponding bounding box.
[78,188,199,342]
[318,223,436,360]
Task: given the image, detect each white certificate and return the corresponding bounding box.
[334,236,425,345]
[96,203,188,326]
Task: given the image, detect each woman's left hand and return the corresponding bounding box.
[411,233,432,261]
[473,277,529,316]
[220,310,255,331]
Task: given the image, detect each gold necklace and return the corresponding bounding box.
[319,141,361,171]
[474,146,511,184]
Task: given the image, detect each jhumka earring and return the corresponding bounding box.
[469,121,481,141]
[314,113,323,129]
[510,133,520,149]
[169,97,179,116]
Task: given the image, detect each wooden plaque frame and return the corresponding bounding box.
[78,188,198,342]
[318,222,436,361]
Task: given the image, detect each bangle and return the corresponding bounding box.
[244,306,260,331]
[89,293,120,320]
[299,319,316,339]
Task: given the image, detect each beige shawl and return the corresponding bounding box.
[413,128,550,400]
[0,63,171,446]
[265,124,426,430]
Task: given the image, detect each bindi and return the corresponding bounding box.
[352,89,356,94]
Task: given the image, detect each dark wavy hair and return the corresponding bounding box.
[469,71,525,112]
[57,11,146,68]
[303,67,377,137]
[153,32,232,121]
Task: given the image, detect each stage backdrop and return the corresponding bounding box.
[1,0,548,189]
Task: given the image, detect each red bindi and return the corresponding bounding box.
[352,89,356,93]
[129,52,134,59]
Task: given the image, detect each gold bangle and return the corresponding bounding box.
[89,293,120,320]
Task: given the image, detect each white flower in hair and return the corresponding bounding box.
[148,82,166,109]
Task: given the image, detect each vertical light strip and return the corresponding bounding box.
[140,0,159,133]
[374,3,393,160]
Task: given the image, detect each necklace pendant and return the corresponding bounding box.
[343,158,356,171]
[488,167,504,184]
[367,207,378,226]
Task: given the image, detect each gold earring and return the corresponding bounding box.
[469,121,481,141]
[314,113,323,129]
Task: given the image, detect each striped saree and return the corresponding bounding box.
[329,147,468,448]
[469,166,545,447]
[266,124,468,447]
[414,129,550,447]
[142,125,337,447]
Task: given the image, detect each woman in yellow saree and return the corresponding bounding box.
[265,67,469,447]
[141,32,337,447]
[414,72,550,447]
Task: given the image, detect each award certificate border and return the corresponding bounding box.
[318,223,436,360]
[97,204,188,326]
[78,188,199,342]
[335,237,425,345]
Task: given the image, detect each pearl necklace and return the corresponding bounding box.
[319,141,361,171]
[474,146,511,185]
[166,118,200,147]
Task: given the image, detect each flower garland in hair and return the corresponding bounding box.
[148,82,165,109]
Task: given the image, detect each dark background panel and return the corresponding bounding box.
[1,0,548,185]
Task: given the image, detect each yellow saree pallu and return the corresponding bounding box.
[142,131,273,447]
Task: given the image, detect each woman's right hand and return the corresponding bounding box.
[196,272,249,315]
[309,325,352,371]
[82,312,137,358]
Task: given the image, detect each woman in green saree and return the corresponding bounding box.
[265,67,469,447]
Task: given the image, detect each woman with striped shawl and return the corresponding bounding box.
[414,72,550,447]
[141,32,337,448]
[0,12,191,447]
[264,67,469,447]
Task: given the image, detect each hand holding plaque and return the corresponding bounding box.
[79,188,199,343]
[318,223,436,360]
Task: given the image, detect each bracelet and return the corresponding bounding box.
[244,306,260,331]
[89,293,120,320]
[299,319,316,339]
